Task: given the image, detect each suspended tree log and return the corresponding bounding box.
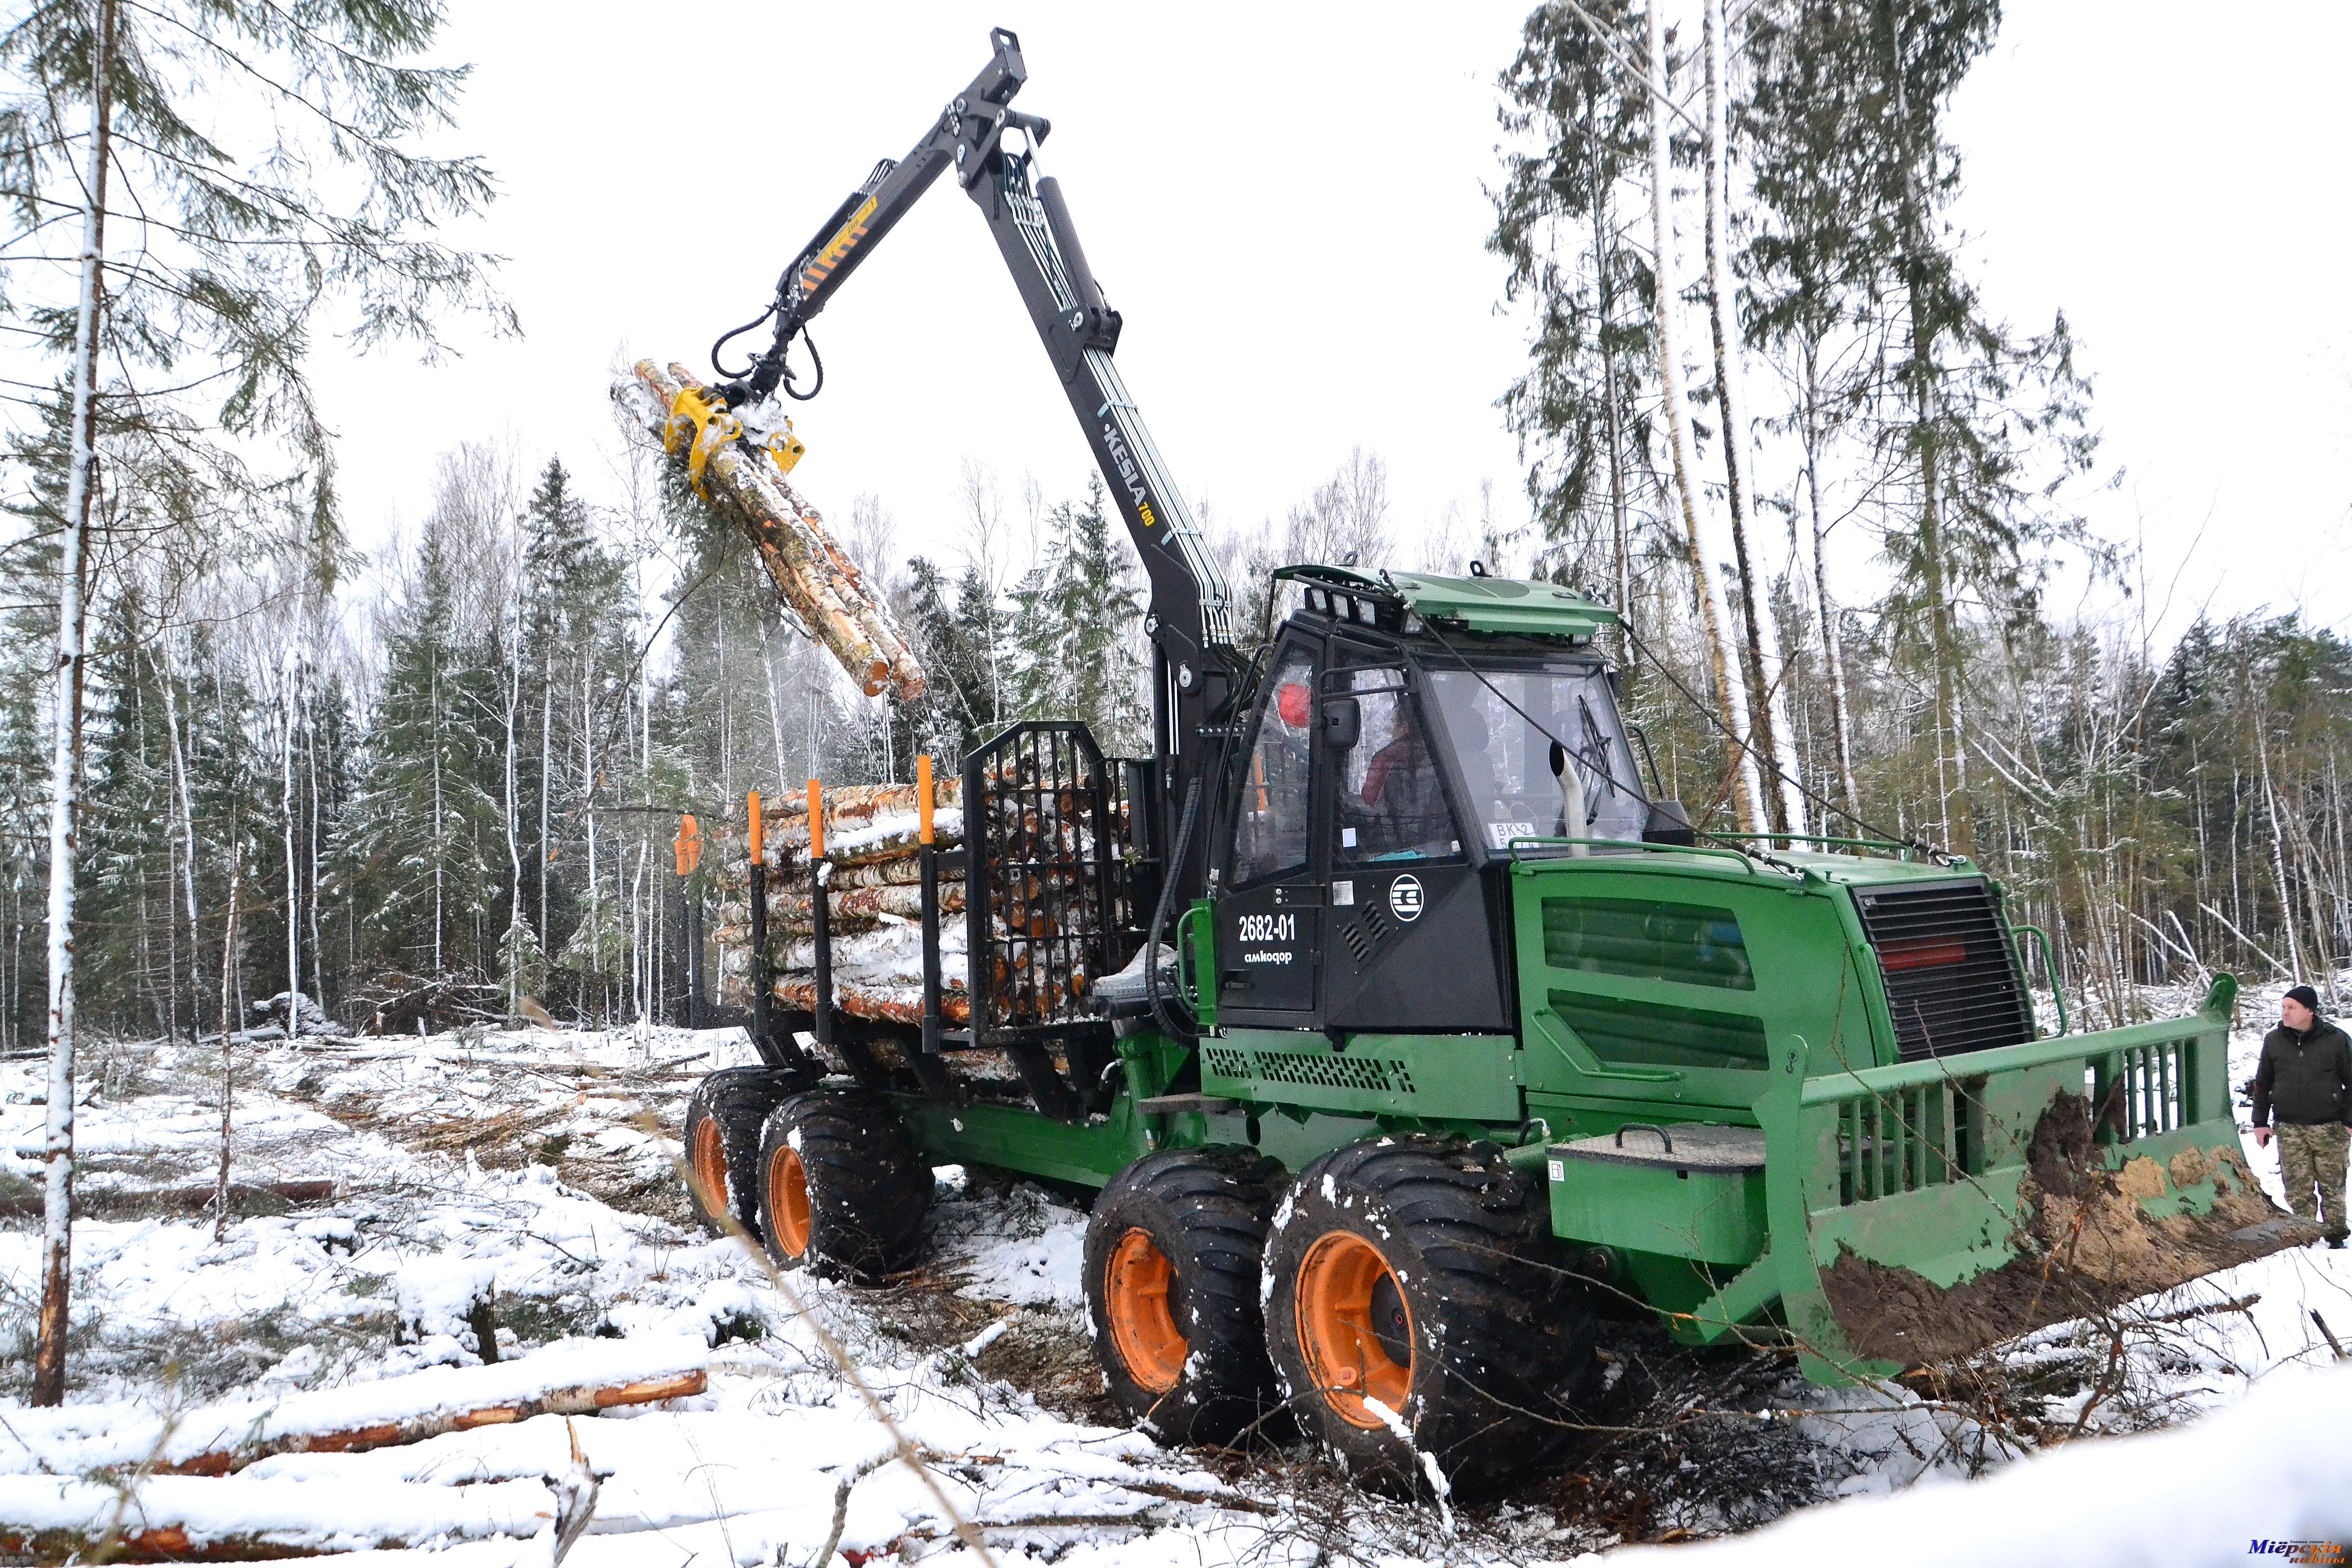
[618,360,924,700]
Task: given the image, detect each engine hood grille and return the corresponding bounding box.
[1851,878,2037,1062]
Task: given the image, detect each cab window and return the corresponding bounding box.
[1334,668,1457,866]
[1231,653,1315,885]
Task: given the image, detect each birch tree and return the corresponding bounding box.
[28,0,112,1410]
[1646,2,1765,833]
[1700,0,1805,836]
[0,0,506,1402]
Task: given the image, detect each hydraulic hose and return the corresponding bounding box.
[1142,770,1208,1043]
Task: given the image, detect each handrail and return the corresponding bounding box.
[1529,1007,1684,1084]
[2009,922,2068,1037]
[1706,832,1935,861]
[1797,977,2234,1106]
[1506,836,1763,874]
[1173,901,1209,1012]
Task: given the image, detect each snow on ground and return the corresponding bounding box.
[0,991,2346,1563]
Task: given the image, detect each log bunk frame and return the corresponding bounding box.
[744,723,1154,1124]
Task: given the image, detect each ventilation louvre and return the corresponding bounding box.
[1852,880,2036,1063]
[1202,1043,1416,1095]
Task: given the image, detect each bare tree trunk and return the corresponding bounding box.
[214,860,241,1242]
[280,641,301,1015]
[1802,340,1860,807]
[1591,139,1632,655]
[306,698,325,1011]
[431,661,445,976]
[2260,734,2306,979]
[161,639,202,1024]
[1702,0,1805,838]
[1646,2,1762,834]
[539,679,553,953]
[581,658,600,1024]
[35,0,114,1409]
[502,559,524,1019]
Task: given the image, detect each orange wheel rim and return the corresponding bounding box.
[1105,1228,1186,1394]
[1295,1230,1413,1429]
[689,1116,730,1218]
[767,1145,812,1258]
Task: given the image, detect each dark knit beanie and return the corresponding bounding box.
[2286,984,2320,1013]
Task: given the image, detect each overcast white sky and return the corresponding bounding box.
[307,2,2352,645]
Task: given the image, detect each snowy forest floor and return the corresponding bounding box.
[2,983,2349,1564]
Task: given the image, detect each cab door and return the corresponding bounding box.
[1215,638,1322,1022]
[1319,658,1509,1032]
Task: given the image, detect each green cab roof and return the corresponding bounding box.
[1272,565,1619,639]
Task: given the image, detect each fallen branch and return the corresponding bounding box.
[0,1340,709,1479]
[0,1180,338,1220]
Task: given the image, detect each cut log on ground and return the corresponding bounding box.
[0,1339,709,1480]
[0,1179,337,1219]
[0,1473,554,1560]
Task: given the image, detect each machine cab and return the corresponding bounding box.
[1209,568,1653,1036]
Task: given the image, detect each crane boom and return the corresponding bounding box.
[706,28,1242,855]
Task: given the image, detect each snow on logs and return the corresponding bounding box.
[618,360,924,701]
[0,1339,710,1558]
[713,767,1122,1037]
[0,1337,710,1479]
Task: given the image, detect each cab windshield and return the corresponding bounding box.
[1423,665,1648,850]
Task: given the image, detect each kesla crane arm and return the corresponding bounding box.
[707,28,1242,842]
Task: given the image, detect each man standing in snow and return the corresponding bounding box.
[2250,984,2352,1248]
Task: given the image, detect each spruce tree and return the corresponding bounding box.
[1008,479,1148,754]
[1744,0,2097,851]
[1491,0,1654,598]
[347,525,502,986]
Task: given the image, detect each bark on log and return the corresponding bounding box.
[774,976,972,1028]
[771,880,967,936]
[0,1472,558,1560]
[622,361,924,700]
[161,1371,706,1476]
[0,1179,336,1220]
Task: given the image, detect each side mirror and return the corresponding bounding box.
[1642,799,1697,846]
[1321,696,1361,750]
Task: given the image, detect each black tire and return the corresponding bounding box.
[1082,1146,1286,1446]
[683,1066,812,1237]
[1263,1135,1598,1501]
[755,1089,933,1282]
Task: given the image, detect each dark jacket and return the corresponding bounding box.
[2251,1018,2352,1128]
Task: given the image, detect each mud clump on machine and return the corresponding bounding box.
[1820,1091,2315,1365]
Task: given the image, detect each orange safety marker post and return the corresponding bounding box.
[807,778,832,1047]
[747,792,768,1057]
[674,814,704,1027]
[918,757,943,1059]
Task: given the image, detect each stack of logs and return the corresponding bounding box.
[711,764,1130,1043]
[714,779,971,1028]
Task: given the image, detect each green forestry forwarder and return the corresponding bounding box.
[654,31,2314,1500]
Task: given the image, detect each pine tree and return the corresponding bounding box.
[904,555,1011,757]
